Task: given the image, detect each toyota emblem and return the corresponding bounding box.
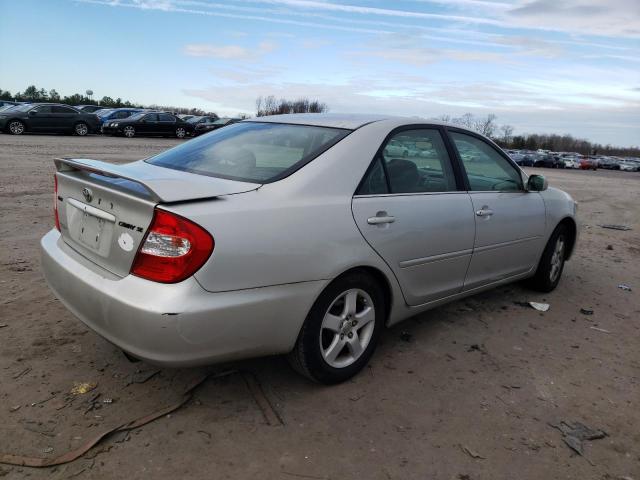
[82,187,93,202]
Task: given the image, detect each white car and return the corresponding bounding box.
[619,162,638,171]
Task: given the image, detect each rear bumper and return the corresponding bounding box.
[41,230,323,367]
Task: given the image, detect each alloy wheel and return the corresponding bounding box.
[319,288,375,368]
[549,236,565,282]
[9,121,24,135]
[176,127,186,138]
[75,123,88,136]
[123,126,135,138]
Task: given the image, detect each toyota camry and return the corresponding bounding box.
[41,114,578,384]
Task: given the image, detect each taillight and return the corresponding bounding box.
[130,209,214,283]
[54,175,61,231]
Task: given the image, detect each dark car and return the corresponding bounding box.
[0,103,100,136]
[191,116,241,136]
[533,154,564,168]
[0,100,19,109]
[101,111,193,138]
[75,105,103,113]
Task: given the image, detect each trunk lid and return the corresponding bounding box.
[54,158,258,277]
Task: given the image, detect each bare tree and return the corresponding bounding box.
[256,96,328,116]
[499,124,514,143]
[474,114,498,137]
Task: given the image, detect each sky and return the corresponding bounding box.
[0,0,639,146]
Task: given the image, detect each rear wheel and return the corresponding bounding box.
[74,122,89,136]
[528,224,568,292]
[288,271,385,384]
[8,120,25,135]
[175,127,187,139]
[123,126,135,138]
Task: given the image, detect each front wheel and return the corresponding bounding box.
[8,120,25,135]
[175,127,187,139]
[527,224,568,292]
[74,122,89,136]
[123,126,135,138]
[288,271,386,384]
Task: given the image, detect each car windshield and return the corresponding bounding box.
[147,122,350,183]
[13,104,33,112]
[127,112,146,121]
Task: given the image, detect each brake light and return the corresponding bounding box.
[54,175,61,231]
[131,209,214,283]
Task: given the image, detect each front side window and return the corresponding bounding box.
[33,105,52,113]
[450,131,523,191]
[147,122,349,183]
[142,114,158,122]
[158,113,175,122]
[52,106,76,113]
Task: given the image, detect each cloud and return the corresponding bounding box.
[183,41,276,60]
[507,0,640,38]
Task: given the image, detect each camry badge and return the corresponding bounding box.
[82,187,93,202]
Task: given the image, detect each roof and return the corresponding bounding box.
[243,113,462,130]
[246,113,394,130]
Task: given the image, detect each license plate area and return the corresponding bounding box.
[65,198,116,257]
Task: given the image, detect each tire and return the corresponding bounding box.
[175,127,187,139]
[74,122,89,136]
[288,271,386,384]
[527,224,569,292]
[7,120,25,135]
[123,126,135,138]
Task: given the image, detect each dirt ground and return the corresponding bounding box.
[1,134,639,480]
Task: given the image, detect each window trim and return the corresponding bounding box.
[444,126,526,193]
[354,124,466,197]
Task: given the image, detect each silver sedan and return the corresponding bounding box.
[41,114,578,384]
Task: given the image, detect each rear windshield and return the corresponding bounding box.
[146,122,350,183]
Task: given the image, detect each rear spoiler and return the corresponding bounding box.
[54,157,260,203]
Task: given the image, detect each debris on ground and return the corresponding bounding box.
[590,326,611,334]
[42,448,53,454]
[70,382,97,395]
[467,344,487,354]
[242,371,284,427]
[529,302,550,312]
[9,406,21,413]
[580,308,594,315]
[606,245,614,250]
[0,324,7,329]
[12,367,32,380]
[0,370,236,467]
[459,444,486,460]
[127,369,160,385]
[550,421,606,458]
[599,224,632,231]
[617,284,632,292]
[400,331,413,342]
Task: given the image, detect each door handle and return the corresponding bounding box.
[368,213,395,225]
[475,206,494,217]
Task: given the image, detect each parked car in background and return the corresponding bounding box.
[0,100,19,109]
[533,154,564,168]
[598,157,620,170]
[190,116,239,136]
[562,157,580,169]
[75,105,103,113]
[619,161,639,172]
[96,108,145,126]
[101,111,193,138]
[580,158,598,170]
[41,114,578,383]
[0,103,100,136]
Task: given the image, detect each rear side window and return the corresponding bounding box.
[158,113,175,122]
[52,106,77,113]
[143,114,158,121]
[147,122,350,183]
[358,128,457,194]
[450,132,523,191]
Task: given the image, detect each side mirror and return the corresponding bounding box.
[527,174,548,192]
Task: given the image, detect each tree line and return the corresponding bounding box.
[0,85,218,117]
[436,113,639,157]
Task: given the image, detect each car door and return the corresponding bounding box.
[447,129,546,290]
[27,105,53,131]
[138,113,158,134]
[51,105,78,131]
[157,113,176,135]
[352,127,476,306]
